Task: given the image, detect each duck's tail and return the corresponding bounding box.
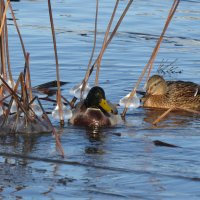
[32,80,68,96]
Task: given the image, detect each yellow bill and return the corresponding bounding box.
[99,99,113,113]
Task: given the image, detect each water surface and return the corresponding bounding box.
[1,0,200,199]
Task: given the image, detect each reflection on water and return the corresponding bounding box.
[143,107,199,127]
[1,0,200,199]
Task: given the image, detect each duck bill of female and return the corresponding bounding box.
[99,99,113,113]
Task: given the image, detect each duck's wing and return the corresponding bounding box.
[166,81,200,97]
[73,101,87,113]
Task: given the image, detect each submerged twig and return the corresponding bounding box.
[152,107,200,125]
[153,107,174,125]
[36,97,65,157]
[178,108,200,115]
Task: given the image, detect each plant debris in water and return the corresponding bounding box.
[157,59,183,77]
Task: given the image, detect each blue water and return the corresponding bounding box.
[1,0,200,199]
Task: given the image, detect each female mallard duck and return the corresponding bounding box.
[142,75,200,110]
[69,86,120,127]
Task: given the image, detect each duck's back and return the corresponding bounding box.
[165,80,200,110]
[71,108,112,127]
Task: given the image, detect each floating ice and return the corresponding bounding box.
[69,82,90,99]
[143,83,147,91]
[4,80,16,96]
[0,106,3,115]
[119,92,140,109]
[10,100,17,113]
[52,103,72,120]
[31,104,43,116]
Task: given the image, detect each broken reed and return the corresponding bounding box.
[0,0,65,156]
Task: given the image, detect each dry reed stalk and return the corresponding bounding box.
[95,0,119,85]
[84,0,134,85]
[80,0,99,98]
[36,97,65,157]
[25,53,33,102]
[48,0,64,125]
[0,32,7,80]
[0,93,11,103]
[61,95,73,109]
[152,107,174,125]
[0,0,9,36]
[0,87,3,103]
[0,0,7,81]
[178,108,200,115]
[1,72,25,126]
[8,1,26,59]
[146,0,180,81]
[20,72,29,111]
[3,97,15,125]
[152,106,200,125]
[5,14,14,87]
[121,0,180,118]
[0,74,32,121]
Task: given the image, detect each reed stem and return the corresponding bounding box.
[36,97,65,157]
[0,0,9,36]
[81,0,98,98]
[25,53,33,102]
[5,13,14,87]
[95,0,119,85]
[85,0,134,85]
[121,0,180,118]
[47,0,64,125]
[0,74,32,121]
[152,106,200,125]
[146,0,180,81]
[8,1,27,60]
[0,0,7,81]
[153,107,174,125]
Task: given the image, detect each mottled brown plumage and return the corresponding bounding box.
[142,75,200,110]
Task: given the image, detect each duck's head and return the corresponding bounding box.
[146,75,167,95]
[85,86,114,114]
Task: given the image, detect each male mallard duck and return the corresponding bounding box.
[69,86,120,127]
[142,75,200,110]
